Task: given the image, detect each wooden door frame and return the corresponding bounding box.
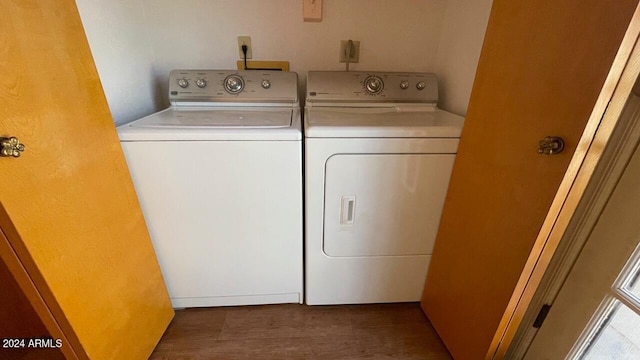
[506,67,640,358]
[0,204,83,360]
[487,4,640,358]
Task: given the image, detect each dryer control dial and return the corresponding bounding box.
[196,78,207,88]
[177,78,189,88]
[224,75,244,94]
[364,75,384,95]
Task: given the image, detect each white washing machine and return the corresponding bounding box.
[118,70,302,308]
[304,71,464,305]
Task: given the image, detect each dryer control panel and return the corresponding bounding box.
[169,70,298,105]
[306,71,438,104]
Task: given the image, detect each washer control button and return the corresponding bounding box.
[224,75,245,94]
[177,78,189,88]
[400,81,410,90]
[196,79,207,88]
[364,75,384,95]
[416,81,427,90]
[261,79,271,89]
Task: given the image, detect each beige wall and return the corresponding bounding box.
[76,0,161,126]
[77,0,492,123]
[435,0,493,116]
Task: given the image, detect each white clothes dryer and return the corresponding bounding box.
[118,70,302,308]
[304,71,464,305]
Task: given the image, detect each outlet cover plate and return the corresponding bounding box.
[238,36,252,59]
[339,40,360,63]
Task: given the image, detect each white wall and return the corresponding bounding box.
[144,0,448,107]
[435,0,493,116]
[76,0,160,125]
[77,0,493,122]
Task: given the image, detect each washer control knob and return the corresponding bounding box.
[196,78,207,88]
[400,81,410,90]
[364,76,384,95]
[224,75,244,94]
[416,81,427,90]
[177,78,189,88]
[261,79,271,89]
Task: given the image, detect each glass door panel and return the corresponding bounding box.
[573,243,640,359]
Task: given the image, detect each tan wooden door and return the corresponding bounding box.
[0,1,173,359]
[421,1,639,359]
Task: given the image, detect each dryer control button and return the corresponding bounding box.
[400,81,410,90]
[261,79,271,89]
[416,81,427,90]
[177,78,189,88]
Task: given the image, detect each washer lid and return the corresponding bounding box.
[118,107,301,141]
[134,107,292,128]
[304,107,464,138]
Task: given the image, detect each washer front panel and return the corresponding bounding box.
[122,140,303,307]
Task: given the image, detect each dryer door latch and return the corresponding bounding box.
[340,196,356,225]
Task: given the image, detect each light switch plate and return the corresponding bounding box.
[303,0,322,22]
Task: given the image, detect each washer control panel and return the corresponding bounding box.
[169,70,298,104]
[306,71,438,104]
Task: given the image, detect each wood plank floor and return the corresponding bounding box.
[150,303,452,360]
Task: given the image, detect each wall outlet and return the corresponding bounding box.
[238,36,252,59]
[339,40,360,63]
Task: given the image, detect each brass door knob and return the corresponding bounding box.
[538,136,564,155]
[1,137,26,158]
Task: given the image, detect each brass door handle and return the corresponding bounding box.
[538,136,564,155]
[1,137,26,158]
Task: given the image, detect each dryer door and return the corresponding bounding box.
[323,153,455,257]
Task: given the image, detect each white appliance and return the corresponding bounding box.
[304,71,464,305]
[118,70,302,308]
